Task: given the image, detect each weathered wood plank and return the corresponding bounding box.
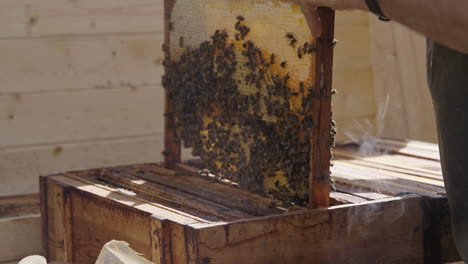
[191,196,424,264]
[0,86,163,148]
[70,188,153,264]
[309,7,334,208]
[0,0,163,38]
[331,162,446,197]
[369,138,440,160]
[1,135,163,196]
[96,169,254,221]
[170,223,188,264]
[53,174,204,225]
[150,218,172,264]
[121,164,295,216]
[334,155,443,187]
[0,35,163,94]
[334,160,444,187]
[334,147,442,176]
[329,191,368,205]
[0,194,39,217]
[334,183,391,200]
[44,178,73,262]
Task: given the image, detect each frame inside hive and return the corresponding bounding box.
[162,0,335,208]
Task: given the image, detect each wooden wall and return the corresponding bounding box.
[368,17,437,143]
[333,12,436,144]
[0,3,435,197]
[0,0,165,196]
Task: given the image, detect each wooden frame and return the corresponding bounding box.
[162,0,336,208]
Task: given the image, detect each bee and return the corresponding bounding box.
[235,21,241,31]
[299,82,305,93]
[280,61,287,68]
[290,38,297,48]
[237,15,245,21]
[307,43,317,53]
[297,46,303,59]
[270,53,276,65]
[329,39,338,47]
[286,32,294,39]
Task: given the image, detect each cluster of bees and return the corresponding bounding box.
[163,17,333,205]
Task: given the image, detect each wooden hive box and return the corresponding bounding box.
[41,138,460,264]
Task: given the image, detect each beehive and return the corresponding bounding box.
[41,139,460,263]
[162,0,335,208]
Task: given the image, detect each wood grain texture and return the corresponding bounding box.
[44,178,73,262]
[1,135,163,196]
[0,35,163,94]
[121,164,290,216]
[0,0,162,38]
[331,139,445,198]
[0,194,39,217]
[192,196,424,264]
[309,7,334,208]
[0,86,163,148]
[53,174,203,225]
[163,0,181,168]
[150,218,172,264]
[97,169,253,221]
[70,189,152,263]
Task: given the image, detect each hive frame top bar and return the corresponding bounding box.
[162,0,335,209]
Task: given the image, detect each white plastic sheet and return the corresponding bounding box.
[95,240,154,264]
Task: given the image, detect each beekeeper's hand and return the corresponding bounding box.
[291,0,367,37]
[291,0,468,53]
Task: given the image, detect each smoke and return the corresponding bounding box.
[336,93,410,238]
[342,93,390,156]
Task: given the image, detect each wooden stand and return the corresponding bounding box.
[41,139,461,263]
